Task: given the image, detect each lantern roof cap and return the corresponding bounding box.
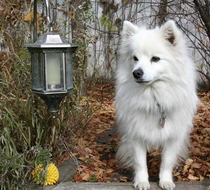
[25,31,78,48]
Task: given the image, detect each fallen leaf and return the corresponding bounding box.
[191,162,202,169]
[185,158,194,166]
[81,173,90,181]
[188,174,199,181]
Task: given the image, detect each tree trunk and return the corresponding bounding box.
[194,0,210,40]
[158,0,168,26]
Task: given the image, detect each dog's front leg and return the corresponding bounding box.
[133,142,150,190]
[159,140,179,190]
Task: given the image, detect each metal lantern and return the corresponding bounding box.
[25,31,78,117]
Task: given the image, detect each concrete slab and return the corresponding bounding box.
[42,182,210,190]
[58,159,78,182]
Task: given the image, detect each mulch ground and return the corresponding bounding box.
[58,82,210,183]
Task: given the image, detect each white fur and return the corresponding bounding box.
[115,20,198,190]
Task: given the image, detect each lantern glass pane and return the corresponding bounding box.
[31,52,44,91]
[66,52,73,91]
[46,52,64,91]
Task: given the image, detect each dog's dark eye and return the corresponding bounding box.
[133,56,138,61]
[151,56,160,62]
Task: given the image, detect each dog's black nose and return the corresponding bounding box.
[133,69,144,79]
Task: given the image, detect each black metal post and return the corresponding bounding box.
[33,0,38,42]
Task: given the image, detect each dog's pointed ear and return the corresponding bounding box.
[160,20,182,46]
[121,21,140,38]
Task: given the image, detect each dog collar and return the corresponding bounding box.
[157,103,166,128]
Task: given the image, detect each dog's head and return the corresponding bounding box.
[120,20,186,85]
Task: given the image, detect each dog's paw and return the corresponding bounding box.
[133,181,150,190]
[159,180,175,190]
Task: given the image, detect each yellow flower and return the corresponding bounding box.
[32,163,59,185]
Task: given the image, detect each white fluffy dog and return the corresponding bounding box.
[115,20,198,190]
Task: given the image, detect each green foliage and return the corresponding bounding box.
[0,148,24,177]
[100,14,116,31]
[89,174,97,182]
[33,146,52,167]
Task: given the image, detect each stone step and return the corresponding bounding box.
[43,182,209,190]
